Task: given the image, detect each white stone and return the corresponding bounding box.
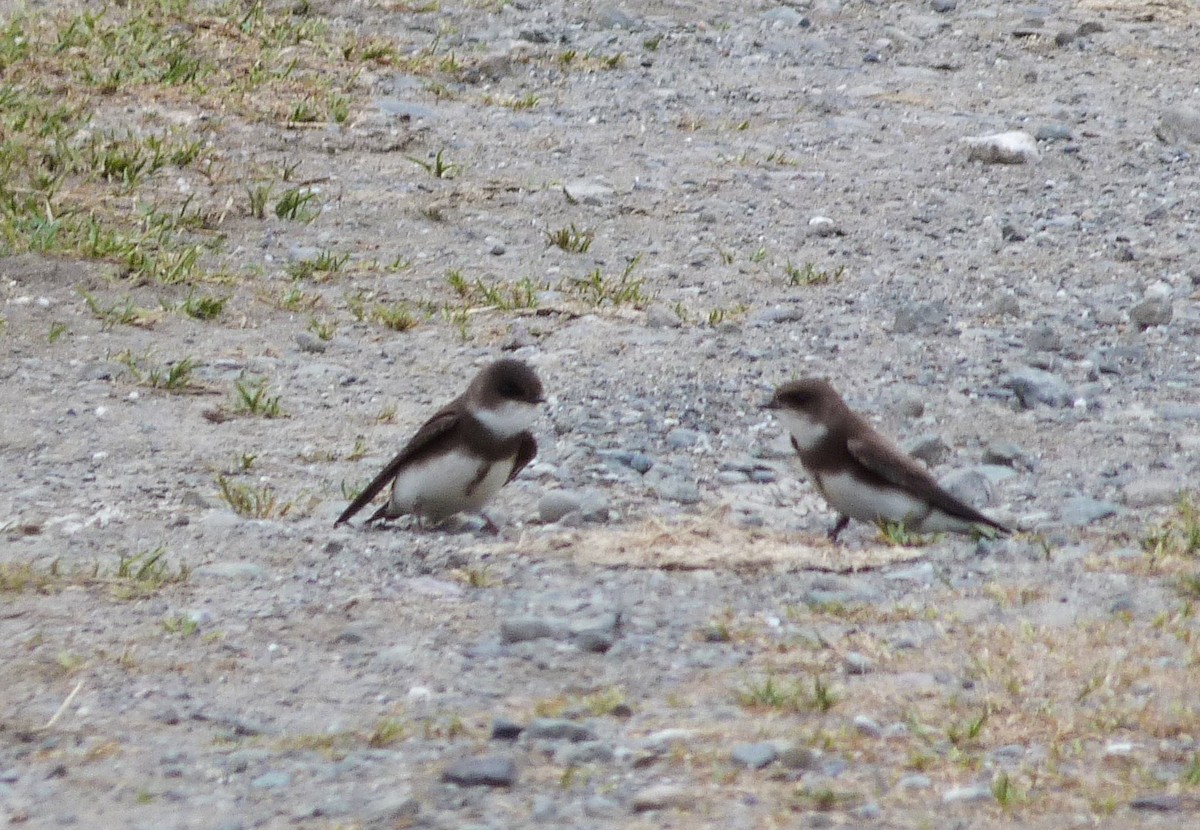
[962,131,1039,164]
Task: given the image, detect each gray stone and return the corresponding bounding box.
[251,771,291,789]
[1035,123,1072,141]
[885,562,935,583]
[1155,107,1200,146]
[288,245,320,263]
[640,729,700,753]
[666,427,700,449]
[78,361,126,381]
[1122,475,1182,507]
[491,717,523,740]
[442,756,517,788]
[987,293,1022,318]
[898,774,932,790]
[1005,367,1073,409]
[563,179,614,206]
[853,714,882,737]
[556,741,615,765]
[538,490,583,523]
[983,442,1022,466]
[362,795,419,828]
[376,99,437,120]
[570,612,620,654]
[294,332,328,353]
[939,468,995,509]
[844,652,874,675]
[1130,298,1172,329]
[963,131,1039,164]
[778,745,820,769]
[761,7,810,27]
[370,645,421,670]
[526,718,597,742]
[854,802,883,820]
[193,562,265,581]
[632,784,695,812]
[731,742,778,769]
[752,306,805,325]
[654,478,702,504]
[499,617,556,644]
[893,300,947,334]
[942,785,992,803]
[1060,496,1119,527]
[583,795,621,817]
[573,628,615,654]
[931,0,956,12]
[628,452,655,474]
[1131,795,1183,812]
[808,216,841,237]
[1025,324,1062,352]
[905,433,948,466]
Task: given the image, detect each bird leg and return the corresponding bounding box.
[828,515,850,543]
[480,512,501,535]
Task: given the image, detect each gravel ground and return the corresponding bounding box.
[2,0,1200,828]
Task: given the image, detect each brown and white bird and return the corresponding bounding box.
[763,379,1010,541]
[335,359,545,529]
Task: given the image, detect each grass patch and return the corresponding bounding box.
[231,377,285,418]
[876,520,932,548]
[116,350,203,393]
[274,187,320,222]
[565,255,649,308]
[367,718,406,748]
[0,2,399,284]
[406,148,457,179]
[446,269,540,310]
[370,301,419,332]
[216,476,290,519]
[79,289,158,330]
[737,675,838,714]
[178,291,228,321]
[286,250,348,281]
[785,261,845,287]
[1,548,188,599]
[546,224,593,253]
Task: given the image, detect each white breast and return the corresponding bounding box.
[775,409,828,452]
[389,449,515,521]
[473,401,538,438]
[818,470,976,533]
[819,470,928,525]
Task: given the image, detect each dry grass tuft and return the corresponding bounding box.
[517,513,925,572]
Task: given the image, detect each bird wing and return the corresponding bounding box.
[846,434,1009,532]
[506,433,538,484]
[334,409,459,526]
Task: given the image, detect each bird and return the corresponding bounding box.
[762,378,1010,541]
[335,359,545,529]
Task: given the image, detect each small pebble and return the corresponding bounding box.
[442,756,517,788]
[853,715,882,738]
[526,718,597,743]
[844,652,874,675]
[963,131,1039,164]
[491,717,523,741]
[499,617,556,644]
[632,784,695,812]
[942,785,992,803]
[731,742,778,769]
